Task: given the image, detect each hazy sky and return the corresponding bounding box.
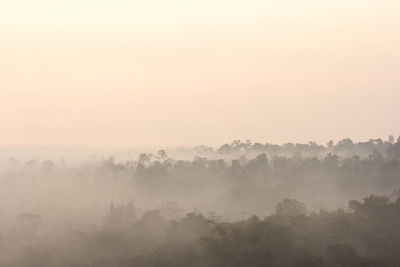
[1,0,399,147]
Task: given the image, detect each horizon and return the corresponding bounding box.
[0,135,397,149]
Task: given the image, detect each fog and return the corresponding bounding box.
[2,0,400,265]
[1,137,400,266]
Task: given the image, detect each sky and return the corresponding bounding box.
[0,0,399,147]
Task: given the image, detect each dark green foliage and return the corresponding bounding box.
[3,137,400,266]
[126,192,400,267]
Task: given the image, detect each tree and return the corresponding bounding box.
[327,140,334,147]
[158,150,168,160]
[275,198,307,217]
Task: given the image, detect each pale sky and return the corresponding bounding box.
[0,0,399,147]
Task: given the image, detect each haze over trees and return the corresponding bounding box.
[1,136,400,266]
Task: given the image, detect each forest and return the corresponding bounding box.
[1,136,400,266]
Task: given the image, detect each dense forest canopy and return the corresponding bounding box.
[1,136,400,266]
